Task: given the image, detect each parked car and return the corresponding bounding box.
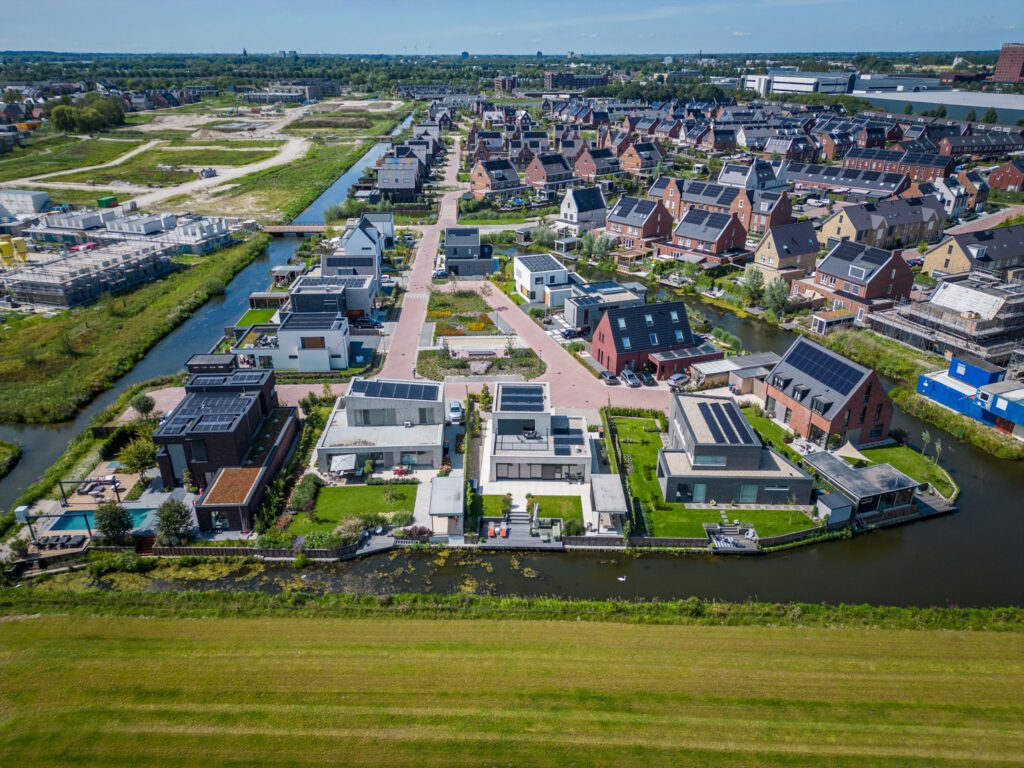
[667,372,690,390]
[432,268,448,278]
[621,369,641,388]
[637,371,656,387]
[351,317,383,329]
[560,328,580,340]
[599,371,619,385]
[447,400,464,425]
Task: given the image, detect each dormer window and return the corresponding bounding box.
[622,337,632,350]
[644,314,654,326]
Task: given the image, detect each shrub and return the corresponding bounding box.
[563,519,585,536]
[394,525,432,541]
[155,498,193,546]
[130,393,155,419]
[256,530,297,549]
[303,531,345,549]
[294,553,311,569]
[87,552,157,580]
[117,436,158,475]
[289,473,323,512]
[389,511,414,528]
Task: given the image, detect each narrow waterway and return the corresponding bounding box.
[0,118,412,510]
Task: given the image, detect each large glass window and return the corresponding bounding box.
[692,484,707,503]
[738,484,758,504]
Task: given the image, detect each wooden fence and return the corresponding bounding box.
[628,536,710,549]
[563,536,625,547]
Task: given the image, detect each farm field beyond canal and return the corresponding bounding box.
[0,613,1020,767]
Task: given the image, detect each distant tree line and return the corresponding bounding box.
[46,93,125,132]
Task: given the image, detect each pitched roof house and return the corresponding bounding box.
[557,186,607,236]
[656,210,747,265]
[574,146,622,182]
[523,152,576,191]
[922,225,1024,279]
[764,337,894,446]
[793,240,914,318]
[605,196,673,247]
[469,158,523,201]
[746,220,821,286]
[818,196,946,249]
[620,141,663,177]
[590,301,722,378]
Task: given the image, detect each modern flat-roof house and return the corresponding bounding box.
[605,196,673,249]
[591,300,722,378]
[555,186,606,236]
[791,240,914,320]
[868,271,1024,364]
[315,378,445,473]
[563,280,645,334]
[657,393,813,507]
[764,337,894,447]
[817,196,945,250]
[469,158,523,201]
[922,225,1024,279]
[233,311,351,372]
[155,359,298,531]
[745,221,820,286]
[290,274,377,317]
[656,209,747,266]
[487,383,592,481]
[443,227,496,277]
[513,253,570,304]
[803,450,918,523]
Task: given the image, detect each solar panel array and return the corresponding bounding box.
[191,375,227,386]
[696,401,754,445]
[787,340,863,396]
[499,385,546,412]
[348,379,440,401]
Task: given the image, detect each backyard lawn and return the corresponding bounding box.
[859,445,957,498]
[613,416,815,538]
[287,484,418,535]
[0,612,1020,767]
[741,406,802,464]
[236,308,278,326]
[532,495,584,524]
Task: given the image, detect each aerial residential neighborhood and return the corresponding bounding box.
[0,5,1022,767]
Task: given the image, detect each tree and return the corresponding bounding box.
[742,268,765,305]
[2,88,23,104]
[130,393,155,420]
[921,429,932,458]
[479,383,493,411]
[50,104,76,132]
[964,109,977,122]
[933,438,943,466]
[95,500,133,544]
[117,436,157,475]
[155,498,193,545]
[982,108,998,124]
[680,261,702,282]
[903,102,914,115]
[764,278,789,316]
[592,235,614,263]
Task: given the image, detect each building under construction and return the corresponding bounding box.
[869,271,1024,365]
[0,241,175,308]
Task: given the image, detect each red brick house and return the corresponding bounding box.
[764,337,893,447]
[605,130,633,157]
[791,241,914,319]
[469,159,523,201]
[605,197,673,248]
[736,189,794,235]
[957,169,989,211]
[988,159,1024,192]
[818,131,855,161]
[523,152,576,191]
[574,146,622,182]
[591,301,722,378]
[655,209,747,265]
[619,141,662,178]
[843,147,953,183]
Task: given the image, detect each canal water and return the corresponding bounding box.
[4,122,1024,606]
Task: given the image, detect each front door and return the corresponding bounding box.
[693,483,707,503]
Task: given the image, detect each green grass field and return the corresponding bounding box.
[533,495,583,523]
[0,612,1020,766]
[287,485,418,535]
[614,417,814,538]
[236,308,278,326]
[0,136,143,182]
[54,147,276,186]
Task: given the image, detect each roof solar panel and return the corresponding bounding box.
[348,379,368,395]
[723,403,755,445]
[787,340,862,395]
[697,402,725,443]
[710,403,739,444]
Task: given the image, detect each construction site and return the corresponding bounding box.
[0,238,175,308]
[869,271,1024,365]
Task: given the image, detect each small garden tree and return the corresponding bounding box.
[921,429,932,458]
[982,107,998,124]
[117,436,157,476]
[742,268,765,306]
[964,109,977,122]
[480,383,493,411]
[763,278,789,316]
[155,498,193,546]
[95,501,133,545]
[130,393,155,420]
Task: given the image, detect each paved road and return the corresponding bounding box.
[379,136,463,380]
[946,205,1024,234]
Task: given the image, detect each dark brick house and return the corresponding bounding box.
[791,240,914,318]
[591,301,722,378]
[574,146,622,182]
[764,337,893,447]
[605,196,673,248]
[523,152,576,191]
[619,141,662,178]
[655,209,747,265]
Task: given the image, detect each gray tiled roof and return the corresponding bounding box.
[765,221,819,257]
[608,196,660,227]
[672,209,734,242]
[949,224,1024,266]
[817,241,894,285]
[567,187,606,213]
[838,195,945,232]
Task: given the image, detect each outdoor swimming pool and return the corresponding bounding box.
[48,508,155,532]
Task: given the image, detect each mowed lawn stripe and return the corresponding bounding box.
[0,616,1021,766]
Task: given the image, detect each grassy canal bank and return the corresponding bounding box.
[0,233,269,424]
[0,587,1020,766]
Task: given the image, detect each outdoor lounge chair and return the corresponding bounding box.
[501,526,509,538]
[487,524,495,538]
